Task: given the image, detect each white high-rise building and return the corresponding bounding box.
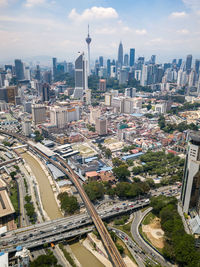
[140,65,148,86]
[85,89,91,105]
[32,104,46,125]
[73,53,88,99]
[135,70,141,81]
[22,120,32,136]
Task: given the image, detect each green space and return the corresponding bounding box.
[24,194,36,223]
[59,243,77,267]
[132,150,184,185]
[168,101,200,115]
[57,192,79,214]
[114,220,133,240]
[10,181,19,214]
[83,181,104,202]
[30,249,62,267]
[158,115,198,133]
[150,195,200,266]
[142,212,156,225]
[114,215,129,226]
[34,130,44,143]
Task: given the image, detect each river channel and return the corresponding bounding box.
[21,151,62,220]
[70,242,104,267]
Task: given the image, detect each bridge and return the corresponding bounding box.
[11,144,28,150]
[0,158,21,168]
[0,130,126,267]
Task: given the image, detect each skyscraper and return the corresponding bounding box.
[118,41,123,68]
[151,55,156,64]
[52,57,57,80]
[186,54,192,72]
[15,59,24,80]
[124,54,129,66]
[85,25,92,75]
[35,65,41,81]
[73,53,88,99]
[129,48,135,67]
[42,83,50,102]
[107,59,111,78]
[181,132,200,220]
[195,59,200,74]
[99,56,103,67]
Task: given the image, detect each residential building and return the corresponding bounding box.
[22,120,32,136]
[32,104,46,125]
[99,79,106,91]
[96,117,107,135]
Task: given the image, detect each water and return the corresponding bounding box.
[21,151,62,220]
[70,242,104,267]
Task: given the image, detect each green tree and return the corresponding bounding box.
[113,165,130,180]
[105,148,112,159]
[83,181,104,202]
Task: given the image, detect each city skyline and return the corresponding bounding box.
[0,0,200,64]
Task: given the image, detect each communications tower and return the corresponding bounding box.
[85,25,92,75]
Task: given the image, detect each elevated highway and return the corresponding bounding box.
[0,130,126,267]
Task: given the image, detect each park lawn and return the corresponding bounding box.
[142,212,156,225]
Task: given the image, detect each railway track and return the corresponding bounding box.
[0,130,126,267]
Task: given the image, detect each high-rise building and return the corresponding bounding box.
[99,79,106,91]
[181,132,200,219]
[99,56,103,67]
[32,104,46,125]
[6,86,18,104]
[178,59,182,68]
[107,59,111,78]
[125,87,136,98]
[52,57,57,80]
[24,66,31,80]
[118,41,123,68]
[195,59,200,74]
[35,65,41,81]
[42,83,50,102]
[129,48,135,67]
[185,54,192,73]
[85,25,92,75]
[85,89,91,105]
[15,59,24,80]
[22,120,32,136]
[140,65,148,86]
[96,117,107,135]
[119,69,128,85]
[124,54,129,66]
[73,53,88,99]
[43,71,52,84]
[151,55,156,64]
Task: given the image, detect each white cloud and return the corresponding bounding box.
[135,29,147,35]
[24,0,46,8]
[177,29,189,34]
[169,11,187,18]
[68,6,118,21]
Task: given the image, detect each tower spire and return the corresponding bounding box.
[86,24,92,75]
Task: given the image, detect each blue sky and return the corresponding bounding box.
[0,0,200,65]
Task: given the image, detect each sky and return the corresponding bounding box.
[0,0,200,65]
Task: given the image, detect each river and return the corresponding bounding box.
[70,242,104,267]
[21,151,62,220]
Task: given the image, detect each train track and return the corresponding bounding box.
[1,130,126,267]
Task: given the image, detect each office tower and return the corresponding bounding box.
[188,69,195,87]
[43,71,52,84]
[124,54,129,66]
[98,67,107,78]
[24,66,30,80]
[107,59,111,77]
[178,59,182,68]
[42,83,50,102]
[32,104,46,125]
[119,69,128,85]
[56,63,65,75]
[85,89,91,105]
[22,120,32,136]
[66,62,74,76]
[73,53,88,99]
[140,65,148,86]
[35,65,41,81]
[99,56,103,67]
[85,25,92,75]
[118,41,123,68]
[99,79,106,91]
[52,57,57,79]
[110,65,116,78]
[6,86,18,104]
[181,132,200,217]
[125,87,136,98]
[5,65,13,73]
[130,48,135,67]
[172,59,177,65]
[151,55,156,64]
[0,88,8,102]
[96,117,107,135]
[137,57,145,70]
[135,70,141,81]
[186,54,192,72]
[15,59,24,80]
[195,59,200,74]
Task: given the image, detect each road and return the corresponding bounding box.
[131,208,171,267]
[1,130,126,267]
